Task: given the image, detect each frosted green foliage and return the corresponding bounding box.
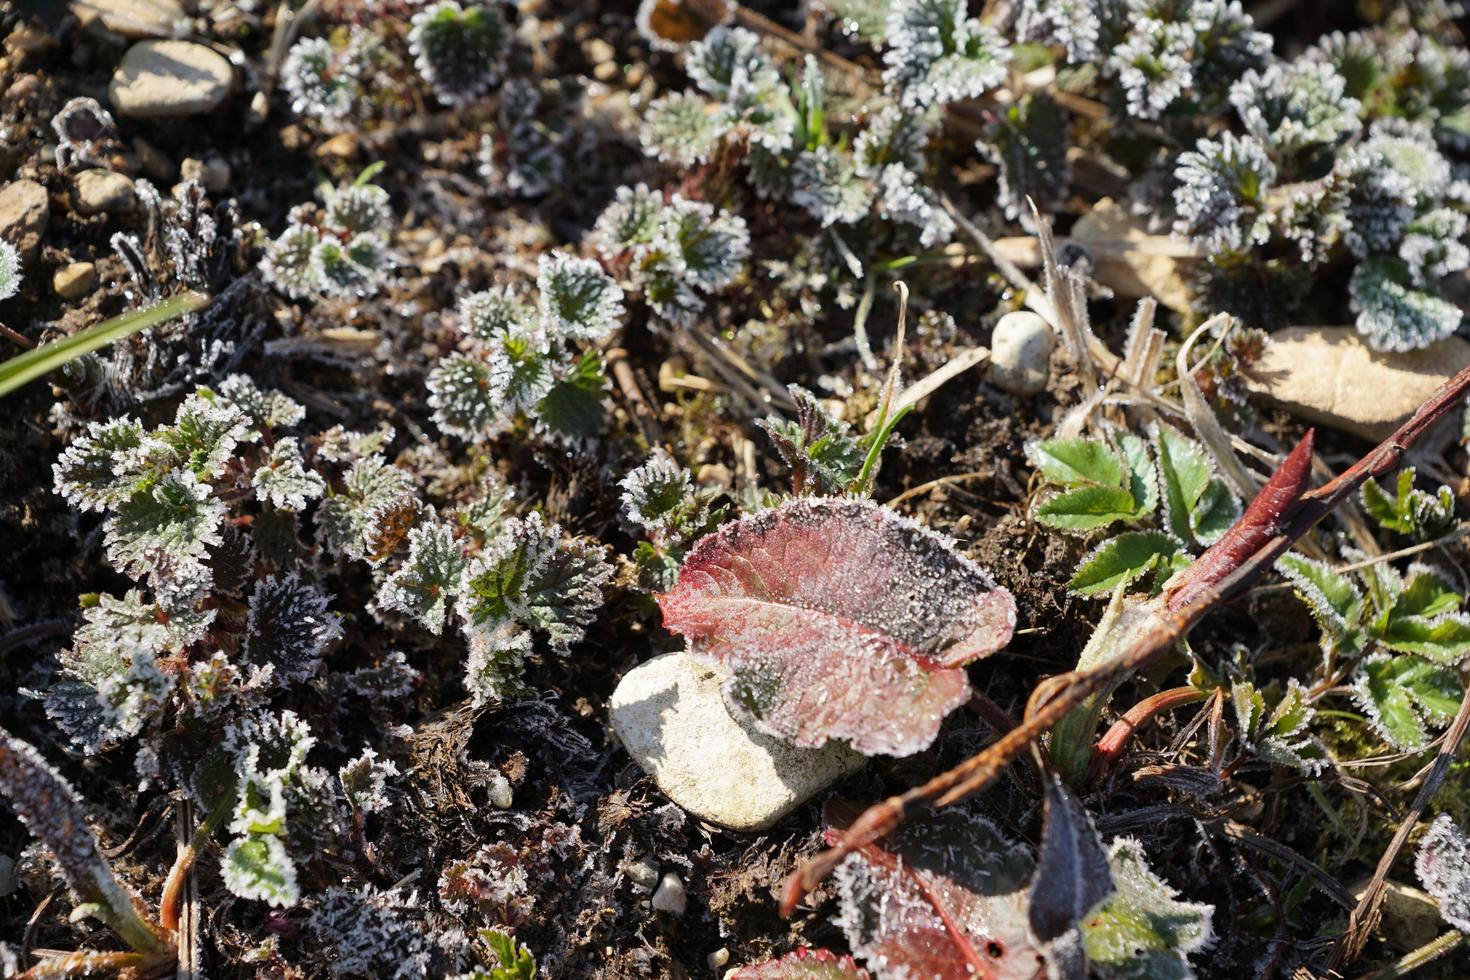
[244,575,342,683]
[1271,165,1351,265]
[882,0,1010,108]
[216,374,306,436]
[429,355,516,440]
[281,30,376,128]
[1108,0,1269,120]
[1069,532,1185,597]
[262,176,394,300]
[874,164,954,246]
[685,27,794,151]
[222,834,299,907]
[1353,652,1462,751]
[1028,433,1157,533]
[590,189,746,327]
[1231,678,1329,774]
[253,438,326,511]
[0,729,170,956]
[1349,256,1463,353]
[790,146,872,227]
[221,710,319,907]
[853,105,931,176]
[0,238,20,301]
[620,450,724,591]
[1400,208,1470,284]
[105,470,225,581]
[409,1,509,105]
[1275,554,1365,662]
[1361,467,1457,541]
[377,522,469,635]
[1230,61,1361,157]
[981,93,1071,222]
[1339,147,1417,259]
[1416,815,1470,933]
[639,91,723,166]
[1310,28,1470,152]
[464,928,537,980]
[1149,423,1240,548]
[161,390,252,478]
[52,416,149,513]
[461,286,534,341]
[309,886,435,979]
[1083,838,1215,979]
[826,0,891,43]
[477,81,566,199]
[1015,0,1100,62]
[459,512,612,651]
[316,455,421,564]
[1172,132,1276,254]
[464,621,534,706]
[339,748,398,814]
[757,386,864,496]
[537,253,625,342]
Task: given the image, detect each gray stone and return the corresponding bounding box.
[989,310,1057,396]
[609,652,864,832]
[73,169,136,216]
[53,262,96,300]
[623,856,660,892]
[651,873,687,915]
[109,40,234,118]
[1247,326,1470,443]
[0,179,49,263]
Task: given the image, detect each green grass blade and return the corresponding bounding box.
[0,290,210,398]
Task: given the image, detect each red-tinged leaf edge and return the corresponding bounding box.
[727,947,873,979]
[1165,429,1315,611]
[657,497,1016,756]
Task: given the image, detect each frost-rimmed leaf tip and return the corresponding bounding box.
[658,497,1016,756]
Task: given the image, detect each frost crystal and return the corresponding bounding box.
[0,238,20,301]
[262,176,394,300]
[1230,61,1361,156]
[376,522,469,635]
[536,252,625,342]
[253,438,326,511]
[244,575,343,683]
[1173,132,1276,254]
[339,748,398,814]
[1416,814,1470,933]
[882,0,1011,108]
[281,31,377,128]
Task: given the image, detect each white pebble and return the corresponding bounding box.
[651,872,687,915]
[988,311,1057,396]
[487,771,513,810]
[708,948,730,969]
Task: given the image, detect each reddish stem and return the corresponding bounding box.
[1087,686,1208,785]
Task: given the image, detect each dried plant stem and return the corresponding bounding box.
[782,361,1470,917]
[1362,929,1465,980]
[1330,681,1470,969]
[1088,686,1208,783]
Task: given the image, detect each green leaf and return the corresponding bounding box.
[1029,437,1127,487]
[1082,838,1214,980]
[479,928,536,979]
[1151,424,1237,547]
[1353,653,1464,750]
[1396,568,1463,619]
[1373,613,1470,664]
[0,291,209,397]
[220,833,300,907]
[1117,432,1159,518]
[1361,468,1456,541]
[534,349,607,441]
[1069,532,1182,596]
[1035,485,1144,532]
[1190,479,1240,545]
[1276,554,1365,659]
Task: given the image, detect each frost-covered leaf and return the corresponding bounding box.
[1369,566,1470,665]
[640,91,725,166]
[252,437,326,511]
[377,522,469,635]
[1361,468,1457,542]
[882,0,1010,108]
[1232,678,1329,774]
[217,375,306,436]
[317,456,421,563]
[1416,814,1470,933]
[658,497,1015,756]
[1030,773,1114,942]
[728,948,871,979]
[0,729,168,954]
[533,348,608,442]
[1082,838,1214,980]
[339,748,398,814]
[981,93,1071,222]
[460,513,612,650]
[1068,532,1183,597]
[244,574,343,682]
[475,929,537,979]
[464,621,534,706]
[159,390,252,478]
[1276,553,1365,660]
[53,416,149,513]
[1036,485,1147,533]
[409,1,509,105]
[536,252,624,342]
[827,799,1046,979]
[1151,424,1240,548]
[1350,256,1463,353]
[757,386,863,496]
[0,238,20,301]
[1172,132,1275,255]
[310,886,436,979]
[1029,437,1128,488]
[104,469,225,580]
[1352,653,1462,751]
[221,833,300,907]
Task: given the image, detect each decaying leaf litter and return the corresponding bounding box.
[2,0,1470,977]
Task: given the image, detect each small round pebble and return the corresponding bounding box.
[73,170,136,216]
[988,311,1057,396]
[624,856,660,892]
[651,872,687,915]
[486,771,513,810]
[53,262,96,301]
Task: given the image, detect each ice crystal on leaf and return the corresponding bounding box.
[756,386,864,497]
[1081,838,1215,978]
[409,1,509,106]
[1172,133,1276,255]
[1360,467,1457,542]
[477,80,569,199]
[1230,61,1361,157]
[339,748,398,814]
[316,455,421,564]
[1416,814,1470,933]
[309,885,436,978]
[244,575,343,683]
[1349,256,1464,353]
[377,521,469,635]
[281,30,378,128]
[882,0,1011,109]
[261,174,394,301]
[253,437,327,511]
[728,948,871,978]
[1231,678,1329,774]
[658,498,1016,756]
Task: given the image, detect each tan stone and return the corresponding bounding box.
[0,179,49,263]
[53,262,96,301]
[73,169,136,216]
[1351,878,1442,953]
[1070,198,1197,314]
[609,652,864,832]
[1247,326,1470,442]
[109,40,234,118]
[76,0,186,39]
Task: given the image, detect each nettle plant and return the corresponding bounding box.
[280,27,388,129]
[1027,423,1242,597]
[425,251,625,444]
[260,168,395,301]
[39,374,610,907]
[408,0,511,106]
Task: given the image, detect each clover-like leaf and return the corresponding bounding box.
[1082,838,1214,980]
[1069,532,1184,597]
[1352,653,1463,751]
[658,498,1015,756]
[1369,567,1470,665]
[1416,814,1470,934]
[221,833,300,908]
[728,948,871,979]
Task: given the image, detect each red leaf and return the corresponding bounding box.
[727,947,872,979]
[658,498,1016,756]
[823,800,1049,980]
